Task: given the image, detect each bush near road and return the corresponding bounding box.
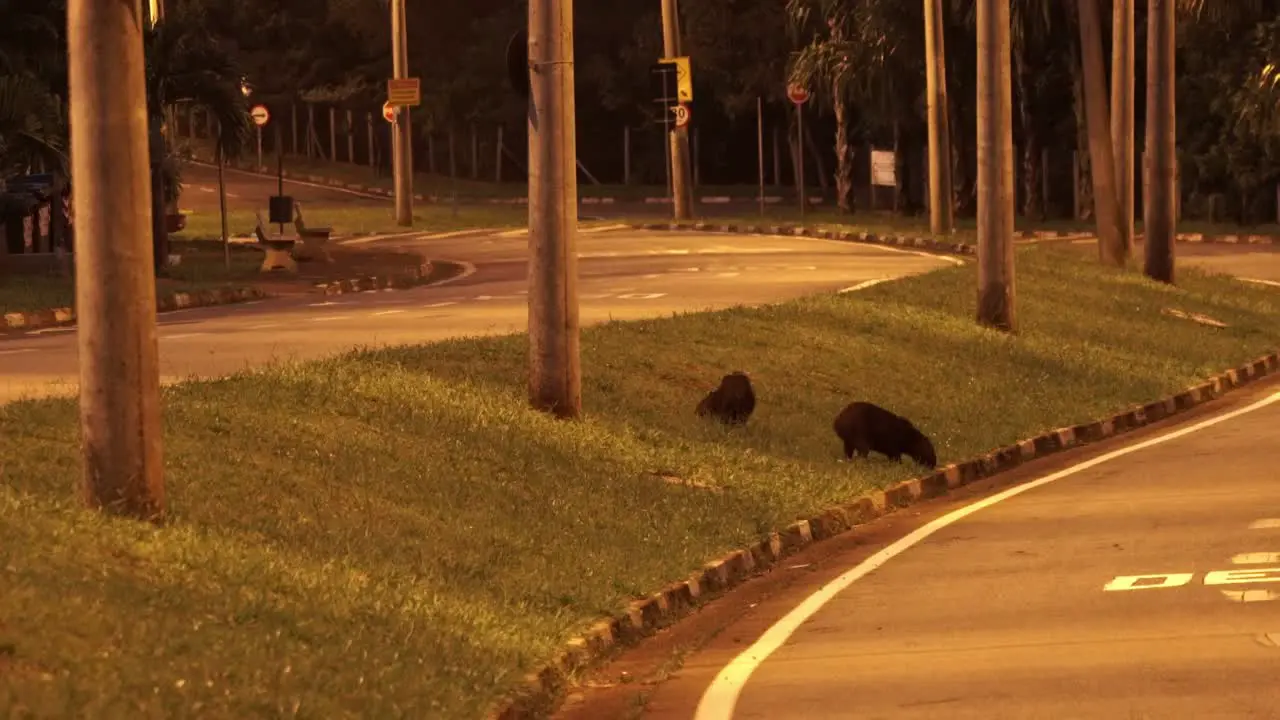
[2,245,1278,717]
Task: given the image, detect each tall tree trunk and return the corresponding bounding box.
[976,0,1016,332]
[803,123,829,191]
[1111,0,1135,254]
[1144,0,1176,282]
[1069,27,1094,220]
[833,88,856,213]
[1013,27,1044,220]
[1077,0,1127,266]
[925,0,954,233]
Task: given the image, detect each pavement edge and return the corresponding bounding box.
[486,221,1280,720]
[2,286,268,332]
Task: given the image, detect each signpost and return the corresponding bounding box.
[250,104,269,169]
[787,83,809,218]
[871,149,897,212]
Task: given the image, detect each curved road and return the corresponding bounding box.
[590,376,1280,720]
[0,229,954,404]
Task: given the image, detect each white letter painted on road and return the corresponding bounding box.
[1104,573,1194,592]
[1232,552,1280,565]
[1203,567,1280,586]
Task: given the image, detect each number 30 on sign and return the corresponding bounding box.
[671,103,691,128]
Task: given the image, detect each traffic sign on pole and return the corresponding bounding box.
[671,103,691,128]
[786,83,810,106]
[250,105,270,126]
[387,77,421,107]
[670,56,692,102]
[382,101,397,124]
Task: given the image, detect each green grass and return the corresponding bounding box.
[0,245,261,315]
[3,245,1279,717]
[177,204,529,241]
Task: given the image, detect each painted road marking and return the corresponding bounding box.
[247,323,279,330]
[715,272,741,278]
[26,327,74,336]
[1233,552,1280,564]
[1242,278,1280,289]
[422,301,456,308]
[838,278,890,294]
[1250,519,1280,530]
[1221,589,1280,603]
[1103,573,1194,591]
[162,333,207,340]
[308,301,346,307]
[1103,568,1280,591]
[373,310,406,316]
[692,388,1280,720]
[309,316,350,322]
[0,348,36,356]
[617,293,667,300]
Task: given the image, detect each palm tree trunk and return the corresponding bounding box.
[833,86,855,213]
[925,0,954,233]
[1069,24,1093,220]
[976,0,1016,332]
[1077,0,1127,266]
[1111,0,1135,252]
[1144,0,1176,282]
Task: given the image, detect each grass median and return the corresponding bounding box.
[3,244,1279,717]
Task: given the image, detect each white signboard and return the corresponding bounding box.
[870,150,896,187]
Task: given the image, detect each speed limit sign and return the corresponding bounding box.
[671,103,691,128]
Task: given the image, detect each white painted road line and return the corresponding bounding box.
[422,301,456,308]
[1250,519,1280,530]
[0,348,36,356]
[838,278,890,294]
[247,323,279,330]
[309,316,350,323]
[1220,589,1280,603]
[1242,278,1280,288]
[692,388,1280,720]
[373,310,406,316]
[162,333,208,340]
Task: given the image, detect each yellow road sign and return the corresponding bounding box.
[387,77,421,107]
[669,56,693,102]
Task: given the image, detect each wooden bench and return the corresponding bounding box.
[254,211,298,273]
[291,201,333,262]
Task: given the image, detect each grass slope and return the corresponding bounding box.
[2,245,1278,718]
[178,205,528,242]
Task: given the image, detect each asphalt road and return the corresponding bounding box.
[627,378,1280,720]
[0,228,954,404]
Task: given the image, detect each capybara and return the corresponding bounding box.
[833,401,937,468]
[696,371,756,426]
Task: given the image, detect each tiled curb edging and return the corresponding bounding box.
[312,260,445,296]
[2,286,266,332]
[487,350,1280,719]
[628,220,1280,249]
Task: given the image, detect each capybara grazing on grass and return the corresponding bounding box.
[833,401,937,469]
[696,371,756,426]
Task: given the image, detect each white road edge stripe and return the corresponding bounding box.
[693,388,1280,720]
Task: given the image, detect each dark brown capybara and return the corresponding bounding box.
[833,401,937,469]
[695,371,756,426]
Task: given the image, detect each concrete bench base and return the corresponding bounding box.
[260,240,298,273]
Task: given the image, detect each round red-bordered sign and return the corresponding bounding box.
[382,101,397,123]
[786,83,810,106]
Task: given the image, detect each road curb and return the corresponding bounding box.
[312,260,440,296]
[489,350,1280,720]
[2,286,267,332]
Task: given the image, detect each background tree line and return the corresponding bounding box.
[2,0,1280,224]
